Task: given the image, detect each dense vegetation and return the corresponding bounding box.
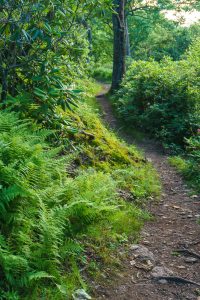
[0,2,153,298]
[115,39,200,146]
[128,14,200,61]
[0,0,199,298]
[0,83,160,299]
[113,38,200,191]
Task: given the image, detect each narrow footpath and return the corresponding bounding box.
[95,90,200,300]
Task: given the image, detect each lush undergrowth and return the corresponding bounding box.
[113,39,200,192]
[169,135,200,193]
[0,81,160,299]
[92,64,113,83]
[64,80,161,199]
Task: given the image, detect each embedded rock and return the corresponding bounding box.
[151,266,173,278]
[72,289,92,300]
[130,244,155,264]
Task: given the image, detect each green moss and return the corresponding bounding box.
[63,100,161,201]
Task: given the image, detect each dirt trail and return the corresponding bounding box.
[95,90,200,300]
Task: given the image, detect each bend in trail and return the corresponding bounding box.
[95,87,200,300]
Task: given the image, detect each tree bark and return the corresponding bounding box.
[111,0,126,92]
[125,19,131,57]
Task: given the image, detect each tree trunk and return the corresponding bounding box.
[125,19,131,57]
[87,26,92,56]
[111,0,126,92]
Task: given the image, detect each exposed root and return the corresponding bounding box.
[175,249,200,260]
[154,276,200,287]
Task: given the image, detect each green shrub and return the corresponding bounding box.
[168,156,188,173]
[113,39,200,192]
[114,39,200,148]
[169,135,200,192]
[92,64,112,82]
[169,133,200,188]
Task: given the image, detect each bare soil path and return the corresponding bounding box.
[94,89,200,300]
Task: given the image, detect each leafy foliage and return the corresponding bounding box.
[113,38,200,191]
[0,0,111,127]
[128,13,200,61]
[114,38,200,148]
[169,136,200,192]
[92,64,113,82]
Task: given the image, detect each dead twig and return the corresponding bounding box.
[80,130,95,139]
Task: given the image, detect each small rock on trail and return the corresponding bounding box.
[130,244,156,264]
[73,289,91,300]
[151,266,173,278]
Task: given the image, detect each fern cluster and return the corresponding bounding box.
[0,111,149,299]
[0,112,64,297]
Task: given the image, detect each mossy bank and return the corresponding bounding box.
[0,80,160,299]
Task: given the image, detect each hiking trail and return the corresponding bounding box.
[94,88,200,300]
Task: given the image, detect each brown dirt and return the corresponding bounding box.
[94,89,200,300]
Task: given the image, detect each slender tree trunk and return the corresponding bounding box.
[125,19,131,57]
[111,0,126,92]
[87,26,92,56]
